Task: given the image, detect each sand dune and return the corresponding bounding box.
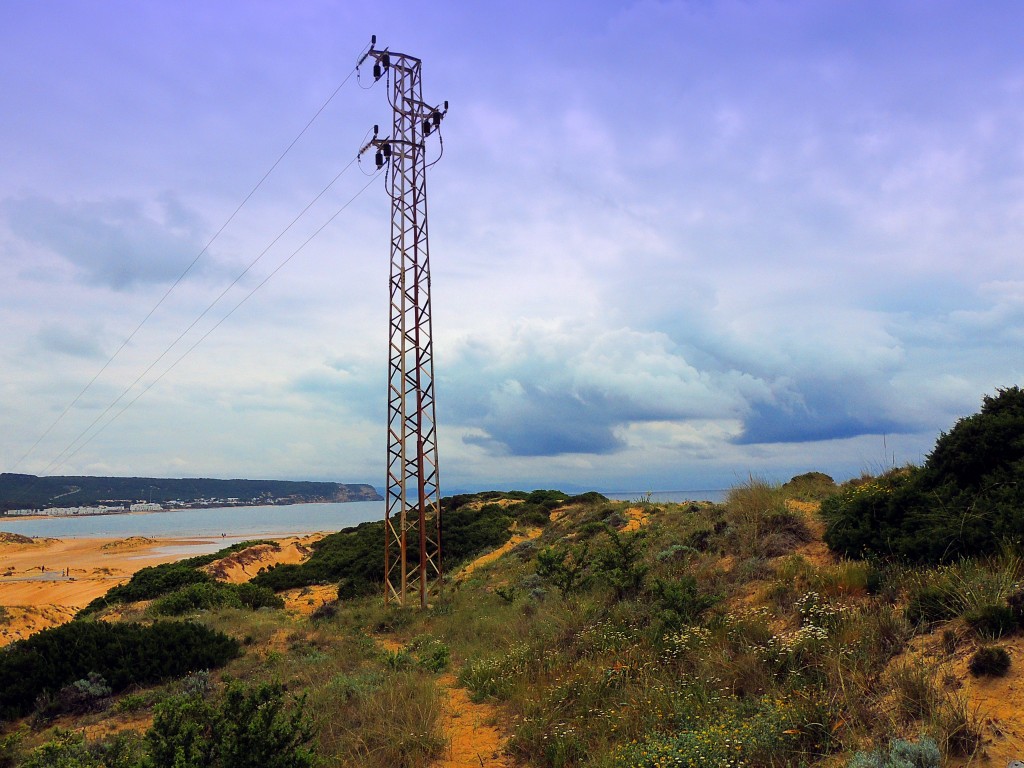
[0,533,323,645]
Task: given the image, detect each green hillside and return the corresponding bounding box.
[0,474,380,511]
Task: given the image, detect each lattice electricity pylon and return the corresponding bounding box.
[359,37,448,608]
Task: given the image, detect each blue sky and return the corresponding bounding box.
[1,1,1022,494]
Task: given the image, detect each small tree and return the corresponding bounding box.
[594,527,648,600]
[536,543,590,595]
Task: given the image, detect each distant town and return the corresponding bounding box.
[0,474,382,515]
[3,495,347,517]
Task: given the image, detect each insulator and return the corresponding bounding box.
[432,110,442,127]
[373,62,381,80]
[423,120,432,136]
[375,150,384,169]
[382,142,392,158]
[381,52,390,69]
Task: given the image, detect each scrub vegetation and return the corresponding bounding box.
[2,390,1023,766]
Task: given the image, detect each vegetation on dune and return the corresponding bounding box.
[79,540,278,616]
[823,387,1024,563]
[0,621,239,722]
[6,392,1024,767]
[252,490,560,595]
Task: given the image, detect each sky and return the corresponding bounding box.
[1,1,1023,495]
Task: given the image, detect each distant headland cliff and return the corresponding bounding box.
[0,473,381,515]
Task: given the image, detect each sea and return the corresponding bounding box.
[0,489,728,542]
[0,501,386,540]
[603,489,728,504]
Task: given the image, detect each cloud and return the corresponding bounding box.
[443,322,748,457]
[2,195,209,290]
[732,376,912,445]
[35,324,106,359]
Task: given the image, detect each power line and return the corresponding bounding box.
[40,153,366,476]
[49,170,384,474]
[9,43,369,474]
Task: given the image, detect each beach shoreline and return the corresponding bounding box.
[0,531,325,646]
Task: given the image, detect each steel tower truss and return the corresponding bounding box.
[360,40,447,608]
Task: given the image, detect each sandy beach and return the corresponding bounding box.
[0,532,324,645]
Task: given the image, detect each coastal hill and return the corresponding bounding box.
[0,473,380,512]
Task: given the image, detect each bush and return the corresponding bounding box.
[905,585,957,626]
[0,620,239,722]
[20,730,144,768]
[0,729,23,768]
[536,543,590,595]
[40,672,113,718]
[147,681,313,768]
[848,735,941,768]
[78,540,277,615]
[968,646,1011,677]
[153,582,242,614]
[81,563,214,615]
[964,603,1017,639]
[254,491,543,593]
[234,582,285,610]
[782,471,837,501]
[651,575,718,629]
[824,388,1024,563]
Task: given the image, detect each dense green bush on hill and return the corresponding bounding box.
[147,681,313,768]
[79,540,275,616]
[823,387,1024,563]
[253,520,384,595]
[152,581,284,615]
[0,621,239,722]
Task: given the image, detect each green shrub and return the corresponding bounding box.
[20,730,144,768]
[968,646,1011,677]
[81,563,214,615]
[565,491,608,505]
[153,581,242,614]
[848,735,941,768]
[651,575,719,629]
[536,543,590,595]
[0,729,23,768]
[78,540,278,615]
[593,527,648,600]
[782,471,837,501]
[905,585,957,626]
[824,388,1024,563]
[234,582,285,610]
[37,672,113,718]
[255,491,543,593]
[964,603,1017,639]
[147,681,313,768]
[0,620,239,722]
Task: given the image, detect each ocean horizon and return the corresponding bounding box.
[0,489,728,541]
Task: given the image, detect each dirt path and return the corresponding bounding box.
[374,537,526,767]
[456,525,542,583]
[434,672,512,768]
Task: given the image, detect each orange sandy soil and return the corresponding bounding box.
[435,672,511,768]
[201,534,322,583]
[457,523,542,583]
[0,532,327,645]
